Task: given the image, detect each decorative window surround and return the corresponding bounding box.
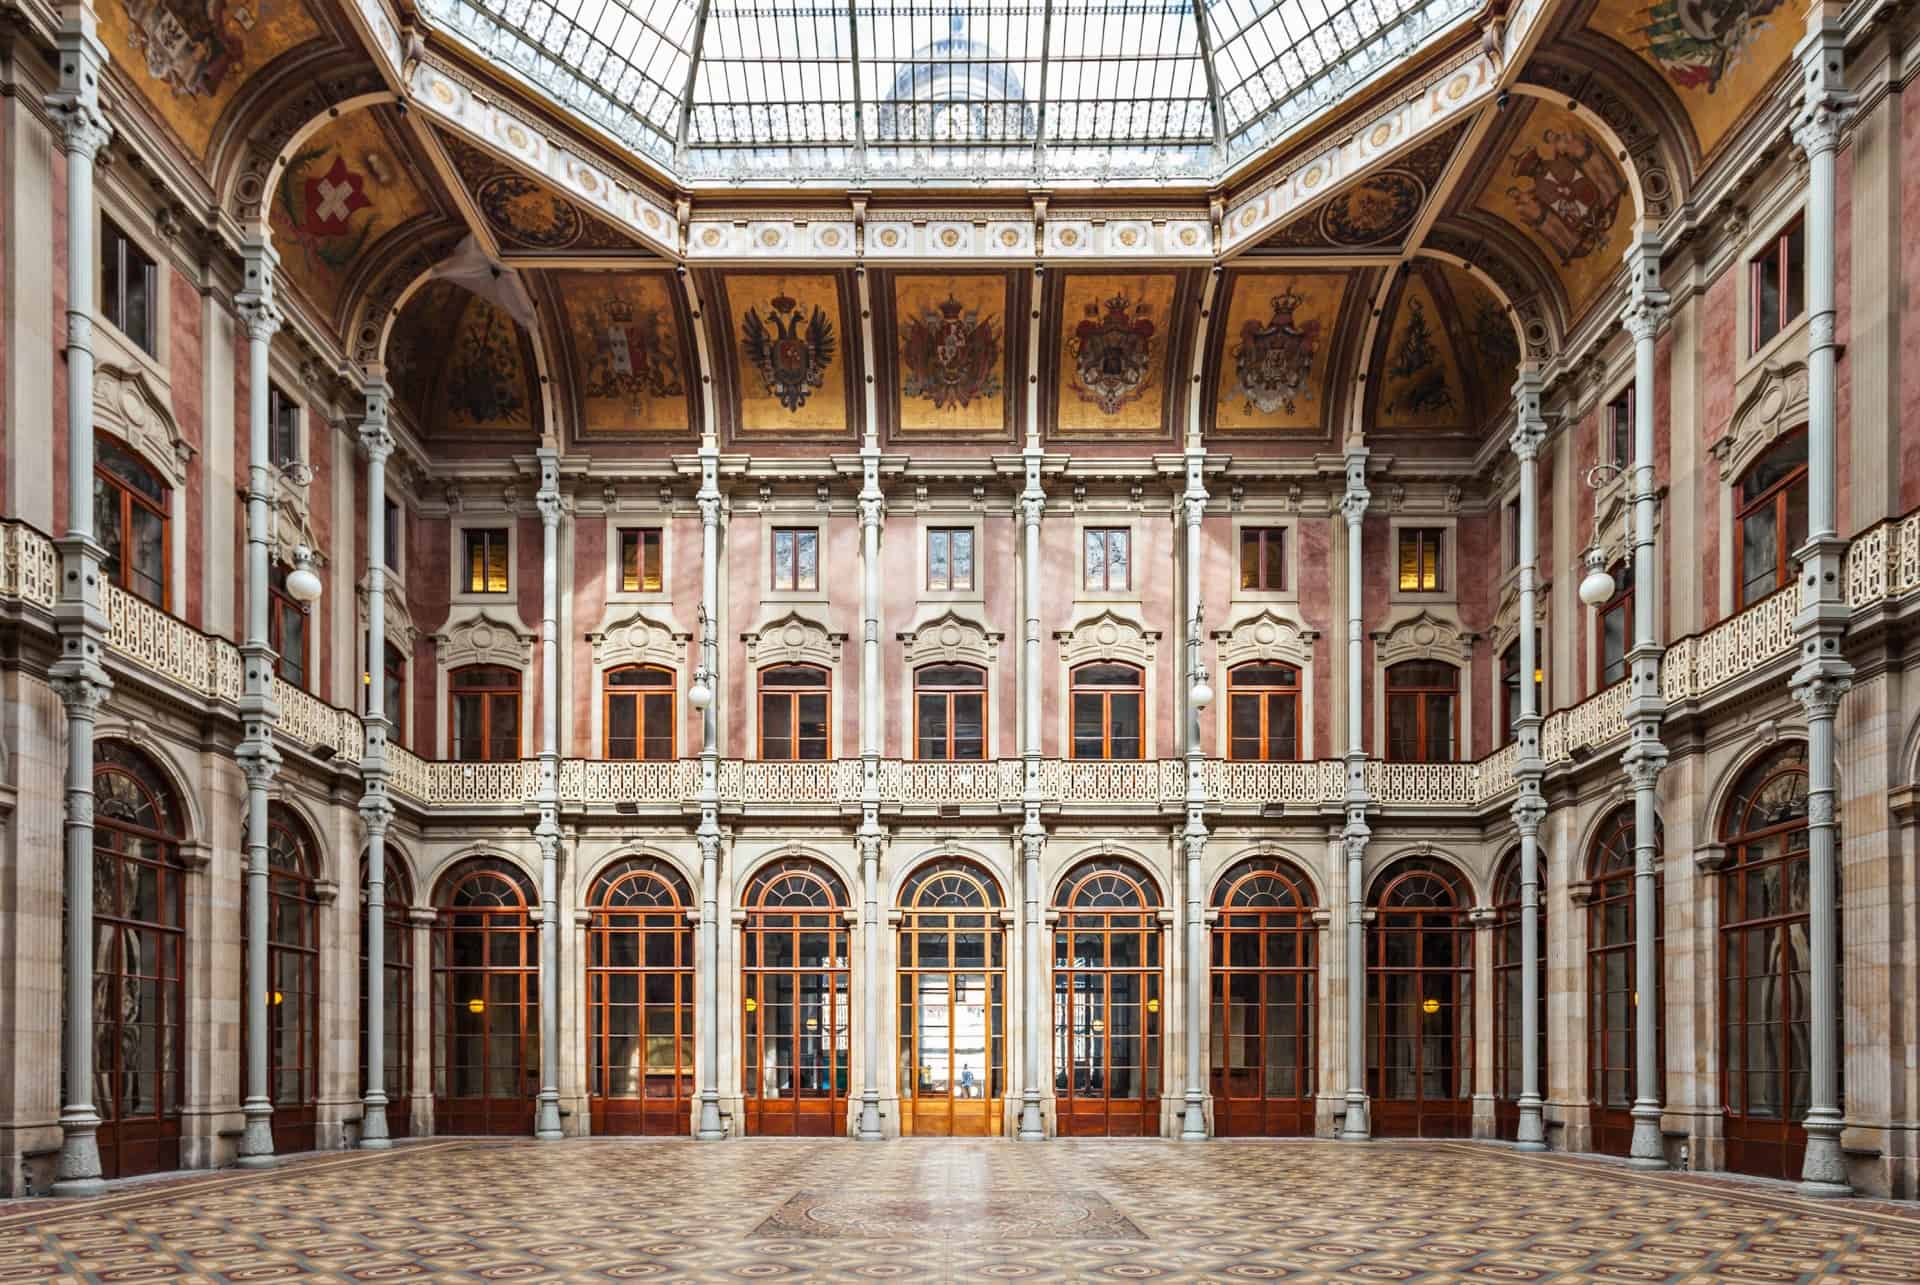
[1739,201,1810,375]
[1228,518,1300,605]
[741,613,847,761]
[1211,608,1318,759]
[93,200,170,376]
[1370,609,1476,760]
[1053,608,1161,759]
[1386,516,1458,608]
[586,606,689,757]
[1070,515,1141,604]
[430,608,535,759]
[896,610,1004,755]
[450,516,520,605]
[916,517,985,604]
[601,512,674,604]
[93,361,193,607]
[1712,361,1809,485]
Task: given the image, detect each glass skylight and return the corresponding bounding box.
[418,0,1476,185]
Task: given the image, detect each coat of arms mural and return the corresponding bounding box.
[1067,292,1159,416]
[584,299,685,413]
[1213,272,1349,432]
[721,274,850,435]
[1224,285,1322,417]
[742,288,837,413]
[901,296,1002,412]
[1478,104,1634,318]
[266,110,429,317]
[555,272,692,434]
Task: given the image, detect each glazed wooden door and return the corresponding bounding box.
[360,856,415,1139]
[433,860,540,1136]
[897,861,1006,1137]
[1367,860,1473,1139]
[1587,809,1663,1157]
[1052,862,1163,1137]
[742,860,851,1136]
[1492,852,1546,1142]
[588,859,695,1136]
[1210,861,1317,1137]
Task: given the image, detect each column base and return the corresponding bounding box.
[534,1094,564,1141]
[1179,1094,1208,1140]
[696,1094,727,1141]
[360,1095,391,1150]
[236,1100,277,1169]
[52,1111,105,1196]
[1515,1098,1547,1152]
[1338,1096,1370,1141]
[1016,1092,1046,1141]
[1628,1107,1666,1169]
[1800,1115,1850,1195]
[855,1095,885,1141]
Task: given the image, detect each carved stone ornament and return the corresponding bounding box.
[899,611,1002,669]
[1055,609,1160,670]
[1213,610,1316,670]
[1373,611,1474,667]
[742,613,845,668]
[358,578,422,654]
[434,611,536,671]
[95,363,194,487]
[590,608,689,670]
[1712,361,1808,481]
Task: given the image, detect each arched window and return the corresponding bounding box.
[433,858,539,1135]
[1597,561,1634,687]
[758,664,830,761]
[1070,662,1144,761]
[604,664,676,760]
[88,742,187,1179]
[1227,663,1300,761]
[914,664,987,761]
[897,859,1007,1136]
[1719,742,1835,1181]
[1385,661,1458,763]
[741,857,850,1135]
[1586,806,1663,1157]
[1210,858,1317,1136]
[1492,849,1546,1141]
[587,857,695,1135]
[1735,429,1808,608]
[1367,857,1473,1138]
[360,852,415,1138]
[450,665,521,762]
[93,434,169,608]
[1052,858,1164,1136]
[243,807,321,1155]
[1500,636,1543,744]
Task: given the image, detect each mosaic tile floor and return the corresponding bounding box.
[1,1136,1916,1282]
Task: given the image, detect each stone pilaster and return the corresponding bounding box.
[1180,449,1210,1140]
[1509,368,1547,1151]
[1017,451,1048,1141]
[534,451,564,1140]
[1339,447,1371,1141]
[694,449,727,1140]
[856,452,886,1141]
[357,379,395,1149]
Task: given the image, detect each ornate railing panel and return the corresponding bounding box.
[1681,587,1796,697]
[1214,759,1342,806]
[386,745,432,801]
[568,758,699,804]
[1847,510,1920,609]
[105,582,215,698]
[726,760,850,806]
[1055,760,1174,806]
[879,760,1013,806]
[1369,761,1481,807]
[1,522,58,607]
[426,759,535,805]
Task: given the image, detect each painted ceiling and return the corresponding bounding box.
[389,281,543,438]
[1367,261,1521,439]
[1257,124,1471,255]
[436,133,651,256]
[545,271,698,436]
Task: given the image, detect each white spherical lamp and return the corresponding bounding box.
[1190,677,1214,710]
[286,547,323,605]
[1578,557,1616,609]
[688,675,714,711]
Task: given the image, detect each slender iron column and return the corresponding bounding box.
[533,450,564,1140]
[694,448,727,1140]
[1509,369,1548,1151]
[1180,450,1211,1140]
[358,378,395,1149]
[1339,448,1372,1141]
[47,3,114,1195]
[856,451,886,1141]
[1789,5,1854,1198]
[1620,233,1671,1169]
[1017,450,1048,1141]
[234,240,284,1169]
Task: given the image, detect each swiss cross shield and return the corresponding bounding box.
[301,156,372,237]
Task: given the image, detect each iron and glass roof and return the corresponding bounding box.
[418,0,1477,186]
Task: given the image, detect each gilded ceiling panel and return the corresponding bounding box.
[883,272,1018,443]
[437,133,648,254]
[1211,270,1351,434]
[549,271,694,435]
[389,282,542,436]
[712,273,859,440]
[1258,123,1468,254]
[1050,271,1187,439]
[1374,273,1468,432]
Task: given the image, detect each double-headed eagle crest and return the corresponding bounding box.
[742,288,837,412]
[901,295,1002,412]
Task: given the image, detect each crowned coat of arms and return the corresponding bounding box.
[1067,293,1159,415]
[122,0,252,99]
[901,295,1002,411]
[585,299,685,412]
[1638,0,1784,92]
[1225,288,1321,416]
[1506,128,1625,267]
[742,289,837,413]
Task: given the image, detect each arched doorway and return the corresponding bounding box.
[1052,858,1164,1137]
[89,742,188,1179]
[360,851,416,1139]
[1719,742,1834,1181]
[587,856,695,1135]
[1367,857,1473,1138]
[1209,857,1317,1136]
[896,859,1006,1136]
[741,857,851,1136]
[1492,848,1547,1140]
[432,858,540,1135]
[244,807,321,1155]
[1585,807,1663,1157]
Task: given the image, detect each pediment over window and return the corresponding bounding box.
[1372,611,1474,667]
[1055,609,1159,670]
[591,608,689,670]
[359,579,422,654]
[1714,361,1807,481]
[899,611,1001,668]
[95,362,192,488]
[1213,610,1317,670]
[742,613,844,669]
[434,610,535,670]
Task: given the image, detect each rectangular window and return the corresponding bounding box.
[604,667,676,760]
[1396,527,1444,592]
[619,527,664,593]
[1607,387,1633,470]
[381,641,407,749]
[450,667,520,762]
[382,498,401,573]
[926,527,976,592]
[268,383,301,467]
[1238,527,1286,591]
[1599,562,1634,687]
[1084,527,1131,592]
[1503,500,1521,571]
[1750,218,1805,352]
[101,218,157,354]
[770,527,819,592]
[268,563,310,690]
[463,528,510,594]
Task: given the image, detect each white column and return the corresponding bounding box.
[1180,450,1211,1140]
[46,2,114,1195]
[358,379,395,1148]
[1509,369,1548,1151]
[1017,450,1048,1141]
[1339,448,1372,1141]
[1620,232,1671,1169]
[533,450,564,1140]
[1789,3,1854,1198]
[694,449,727,1140]
[856,450,886,1141]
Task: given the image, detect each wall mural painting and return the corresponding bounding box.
[1055,273,1176,433]
[102,0,321,160]
[268,109,431,320]
[444,296,534,431]
[1377,274,1467,431]
[1454,269,1520,410]
[723,274,849,434]
[1214,272,1349,432]
[1590,0,1809,156]
[1476,103,1633,320]
[440,134,643,253]
[554,273,690,434]
[894,275,1007,435]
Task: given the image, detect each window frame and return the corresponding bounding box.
[1732,428,1809,610]
[1395,527,1446,594]
[769,526,821,594]
[1606,386,1633,472]
[1068,661,1145,761]
[1748,216,1805,355]
[267,561,311,691]
[912,662,988,761]
[757,663,832,761]
[461,527,513,596]
[383,498,403,576]
[100,216,158,355]
[1384,660,1459,764]
[381,640,408,749]
[93,432,171,610]
[602,663,677,761]
[267,382,302,468]
[448,664,523,762]
[1238,527,1288,593]
[925,526,977,593]
[617,527,666,595]
[1597,561,1634,688]
[1083,527,1133,594]
[1499,634,1544,745]
[1225,661,1301,762]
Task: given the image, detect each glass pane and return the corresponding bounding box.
[1108,532,1129,588]
[1084,530,1105,590]
[928,530,949,589]
[621,532,641,592]
[796,531,818,590]
[773,530,794,590]
[918,693,949,760]
[762,694,792,760]
[641,531,663,591]
[797,694,829,759]
[127,505,167,606]
[1109,694,1142,761]
[951,530,974,589]
[953,694,984,761]
[1741,508,1779,605]
[1239,529,1259,589]
[1072,693,1104,759]
[641,693,674,760]
[607,694,638,759]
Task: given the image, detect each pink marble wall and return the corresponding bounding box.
[1457,510,1497,760]
[303,405,332,703]
[1297,516,1334,753]
[410,515,450,753]
[1536,441,1555,714]
[49,151,67,535]
[1903,88,1920,513]
[1699,270,1738,626]
[1654,328,1674,643]
[1834,144,1855,531]
[721,516,760,758]
[169,273,204,627]
[515,514,543,755]
[1359,512,1390,754]
[568,519,607,758]
[1570,405,1598,694]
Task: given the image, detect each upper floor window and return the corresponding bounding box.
[268,562,310,690]
[1735,430,1808,608]
[1227,662,1300,762]
[1599,561,1633,687]
[604,664,675,760]
[464,528,510,594]
[268,383,301,467]
[1084,527,1131,593]
[383,499,402,574]
[1503,500,1521,571]
[1500,637,1543,745]
[1396,527,1444,593]
[759,663,830,760]
[1606,386,1633,471]
[450,665,520,761]
[770,527,819,592]
[93,434,169,608]
[1749,218,1805,352]
[926,527,975,592]
[1070,662,1143,760]
[619,528,664,593]
[101,218,156,355]
[1239,527,1286,592]
[1385,660,1457,763]
[914,663,986,761]
[382,641,407,749]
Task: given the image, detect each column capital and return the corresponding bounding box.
[358,381,395,459]
[237,241,282,341]
[1792,11,1854,159]
[1620,232,1669,340]
[47,15,113,161]
[1790,668,1853,721]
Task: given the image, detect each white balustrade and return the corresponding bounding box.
[1685,587,1796,697]
[880,760,1012,806]
[1214,760,1341,806]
